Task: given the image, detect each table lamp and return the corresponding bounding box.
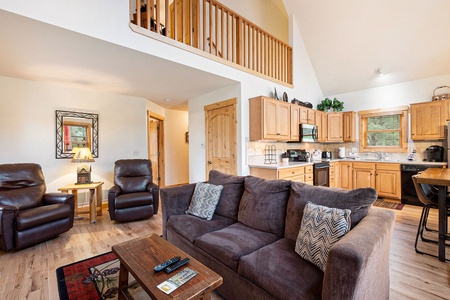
[71,147,95,184]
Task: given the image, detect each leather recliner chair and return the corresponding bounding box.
[108,159,159,222]
[0,163,75,251]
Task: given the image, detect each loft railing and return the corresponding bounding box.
[130,0,293,85]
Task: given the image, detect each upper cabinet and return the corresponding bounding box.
[327,112,343,142]
[249,96,290,141]
[290,105,300,140]
[315,110,328,142]
[343,111,356,142]
[410,100,448,140]
[300,107,315,124]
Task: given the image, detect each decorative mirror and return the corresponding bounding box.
[56,110,99,159]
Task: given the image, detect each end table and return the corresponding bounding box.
[58,182,104,223]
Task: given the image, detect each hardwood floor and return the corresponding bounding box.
[0,204,448,299]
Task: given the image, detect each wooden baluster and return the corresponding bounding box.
[236,16,241,65]
[173,0,178,41]
[148,0,153,30]
[214,2,218,56]
[203,0,206,51]
[155,0,160,34]
[209,0,212,53]
[165,0,169,37]
[136,0,141,27]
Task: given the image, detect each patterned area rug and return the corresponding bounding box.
[373,199,404,210]
[56,252,148,300]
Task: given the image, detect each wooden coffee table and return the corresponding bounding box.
[112,234,223,300]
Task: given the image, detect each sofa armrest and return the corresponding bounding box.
[322,208,395,300]
[147,183,160,214]
[160,183,196,238]
[0,205,19,251]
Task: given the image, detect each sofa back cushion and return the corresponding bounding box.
[114,159,152,194]
[238,176,291,236]
[207,170,245,220]
[0,163,46,210]
[285,182,377,240]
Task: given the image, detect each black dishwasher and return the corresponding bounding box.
[401,164,442,206]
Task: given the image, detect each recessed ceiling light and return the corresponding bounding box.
[164,98,172,102]
[375,68,384,76]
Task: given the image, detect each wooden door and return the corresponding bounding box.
[148,112,165,187]
[205,98,237,177]
[327,112,343,142]
[343,111,356,142]
[410,101,446,140]
[290,105,300,140]
[339,162,352,189]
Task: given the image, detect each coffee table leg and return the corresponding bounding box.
[118,261,129,300]
[201,290,212,300]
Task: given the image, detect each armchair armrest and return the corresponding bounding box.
[147,183,159,214]
[322,208,395,300]
[0,204,19,251]
[108,185,122,220]
[160,183,196,238]
[44,193,74,205]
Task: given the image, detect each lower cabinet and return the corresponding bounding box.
[338,162,353,189]
[352,162,376,189]
[329,162,336,187]
[249,165,314,184]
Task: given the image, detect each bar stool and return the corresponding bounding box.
[411,174,450,260]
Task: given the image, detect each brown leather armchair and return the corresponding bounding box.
[108,159,159,222]
[0,163,75,251]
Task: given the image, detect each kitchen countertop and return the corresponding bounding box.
[249,159,447,170]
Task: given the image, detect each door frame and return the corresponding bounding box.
[147,111,165,188]
[204,98,237,177]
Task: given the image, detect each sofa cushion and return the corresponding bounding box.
[194,222,280,271]
[285,182,377,240]
[295,202,351,271]
[238,176,291,236]
[166,214,236,243]
[186,182,223,220]
[239,238,323,300]
[207,170,245,220]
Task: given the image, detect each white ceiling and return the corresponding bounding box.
[0,10,237,111]
[284,0,450,95]
[2,1,450,108]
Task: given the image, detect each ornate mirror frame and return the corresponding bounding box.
[56,110,99,159]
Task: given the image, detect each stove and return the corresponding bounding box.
[287,149,330,187]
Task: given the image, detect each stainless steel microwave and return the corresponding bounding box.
[300,124,318,143]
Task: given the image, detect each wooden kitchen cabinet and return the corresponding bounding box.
[343,111,356,142]
[353,162,376,189]
[410,100,447,140]
[338,161,352,189]
[315,111,328,142]
[249,96,290,141]
[300,107,315,124]
[304,165,314,185]
[329,162,336,187]
[327,112,343,142]
[290,105,300,141]
[375,163,401,199]
[249,165,311,183]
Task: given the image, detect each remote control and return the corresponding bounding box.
[154,256,181,272]
[165,258,190,273]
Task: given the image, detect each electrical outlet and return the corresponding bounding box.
[133,150,139,156]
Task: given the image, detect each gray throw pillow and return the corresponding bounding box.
[295,202,351,272]
[186,182,223,220]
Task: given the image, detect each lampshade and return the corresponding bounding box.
[71,147,95,163]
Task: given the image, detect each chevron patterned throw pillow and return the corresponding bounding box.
[186,182,223,220]
[295,202,351,271]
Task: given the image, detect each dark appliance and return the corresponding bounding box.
[425,145,444,162]
[322,151,332,161]
[314,162,330,187]
[299,124,318,143]
[286,149,329,187]
[401,164,442,206]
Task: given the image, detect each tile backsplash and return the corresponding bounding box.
[246,140,447,165]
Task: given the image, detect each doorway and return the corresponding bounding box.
[147,111,165,187]
[204,98,237,177]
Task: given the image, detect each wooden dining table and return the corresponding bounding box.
[416,168,450,262]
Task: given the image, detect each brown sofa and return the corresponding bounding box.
[108,159,159,222]
[161,170,396,300]
[0,163,75,251]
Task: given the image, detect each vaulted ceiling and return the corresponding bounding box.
[284,0,450,95]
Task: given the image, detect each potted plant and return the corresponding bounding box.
[317,97,344,112]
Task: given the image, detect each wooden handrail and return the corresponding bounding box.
[131,0,292,85]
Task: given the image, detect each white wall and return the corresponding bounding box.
[0,76,148,193]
